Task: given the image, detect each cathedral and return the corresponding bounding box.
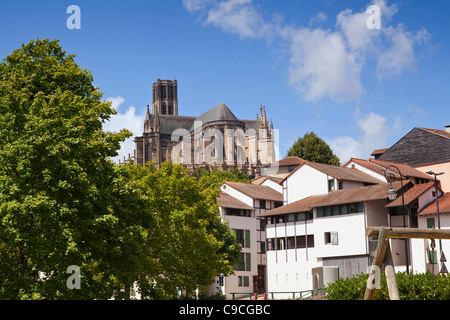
[134,79,276,177]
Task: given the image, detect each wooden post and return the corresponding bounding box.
[384,242,400,300]
[364,226,450,300]
[364,227,390,300]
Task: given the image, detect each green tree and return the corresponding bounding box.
[120,162,241,299]
[193,168,250,189]
[0,38,142,299]
[287,132,340,166]
[0,39,241,300]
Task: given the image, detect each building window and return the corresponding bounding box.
[287,213,296,223]
[296,235,314,248]
[259,200,266,209]
[274,201,283,208]
[324,232,338,245]
[260,242,266,254]
[235,253,251,271]
[238,276,250,287]
[276,238,285,250]
[267,238,276,251]
[287,236,296,249]
[259,219,266,231]
[233,229,251,248]
[288,165,296,172]
[227,208,252,217]
[427,218,435,229]
[297,236,306,248]
[328,179,336,192]
[316,202,364,218]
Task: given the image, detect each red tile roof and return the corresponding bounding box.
[252,176,283,185]
[385,183,434,207]
[217,192,255,210]
[280,160,382,185]
[278,157,306,166]
[369,158,432,180]
[262,156,306,168]
[371,148,389,156]
[261,194,326,216]
[344,158,432,180]
[223,181,283,201]
[419,193,450,215]
[262,181,404,216]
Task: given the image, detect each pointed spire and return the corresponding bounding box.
[260,105,268,129]
[146,104,150,121]
[154,105,160,133]
[270,119,273,133]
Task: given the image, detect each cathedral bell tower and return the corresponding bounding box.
[152,79,178,115]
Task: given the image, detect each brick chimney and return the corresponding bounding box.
[446,124,450,133]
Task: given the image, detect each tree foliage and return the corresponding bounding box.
[122,162,241,299]
[0,39,239,299]
[287,132,340,166]
[193,168,250,189]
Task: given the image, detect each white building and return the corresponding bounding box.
[210,181,283,299]
[279,160,382,205]
[262,182,401,298]
[261,158,440,298]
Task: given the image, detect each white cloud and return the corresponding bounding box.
[327,111,402,163]
[183,0,430,103]
[103,96,145,163]
[286,27,364,103]
[376,25,417,80]
[183,0,270,39]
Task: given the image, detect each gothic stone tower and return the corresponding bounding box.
[134,79,276,177]
[152,79,178,115]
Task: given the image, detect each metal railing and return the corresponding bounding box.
[230,288,325,300]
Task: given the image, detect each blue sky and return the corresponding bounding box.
[1,0,449,164]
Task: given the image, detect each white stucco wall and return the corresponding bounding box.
[261,178,283,193]
[221,184,254,208]
[344,161,386,182]
[285,164,329,204]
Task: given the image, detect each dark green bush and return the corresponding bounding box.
[326,271,450,300]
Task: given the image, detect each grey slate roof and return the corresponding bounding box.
[197,102,239,123]
[147,102,263,136]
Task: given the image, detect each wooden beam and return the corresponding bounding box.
[366,227,450,240]
[364,227,390,300]
[384,242,400,300]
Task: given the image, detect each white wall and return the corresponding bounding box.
[414,213,450,274]
[344,161,386,182]
[266,208,369,296]
[261,178,282,193]
[285,164,329,204]
[221,184,254,208]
